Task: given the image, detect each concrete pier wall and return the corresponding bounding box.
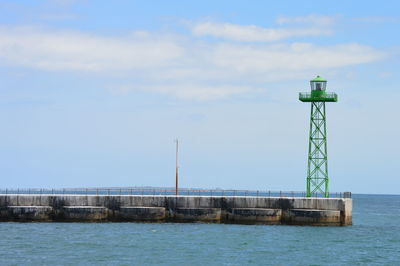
[0,195,352,225]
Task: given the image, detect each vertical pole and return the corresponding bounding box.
[175,139,179,196]
[323,103,329,198]
[306,103,314,197]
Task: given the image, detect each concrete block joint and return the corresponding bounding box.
[0,195,352,226]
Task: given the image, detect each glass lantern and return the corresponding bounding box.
[310,76,327,91]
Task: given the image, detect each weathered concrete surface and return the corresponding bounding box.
[0,195,352,225]
[0,206,53,221]
[118,207,166,221]
[228,208,281,224]
[282,209,341,225]
[61,206,108,221]
[174,208,221,222]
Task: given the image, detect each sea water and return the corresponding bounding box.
[0,194,399,265]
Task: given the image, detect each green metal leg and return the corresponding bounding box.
[306,102,329,198]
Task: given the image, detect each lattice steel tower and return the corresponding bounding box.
[299,76,337,198]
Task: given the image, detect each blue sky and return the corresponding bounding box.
[0,0,399,194]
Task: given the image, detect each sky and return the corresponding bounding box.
[0,0,399,194]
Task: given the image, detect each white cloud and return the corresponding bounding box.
[191,22,331,42]
[0,26,182,71]
[351,16,400,23]
[142,84,255,100]
[211,42,384,72]
[276,15,337,26]
[0,23,387,100]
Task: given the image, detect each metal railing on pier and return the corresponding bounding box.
[0,188,351,198]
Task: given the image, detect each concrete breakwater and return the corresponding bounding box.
[0,194,352,226]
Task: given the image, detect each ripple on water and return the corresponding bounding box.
[0,195,399,265]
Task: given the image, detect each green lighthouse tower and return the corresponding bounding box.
[299,76,337,198]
